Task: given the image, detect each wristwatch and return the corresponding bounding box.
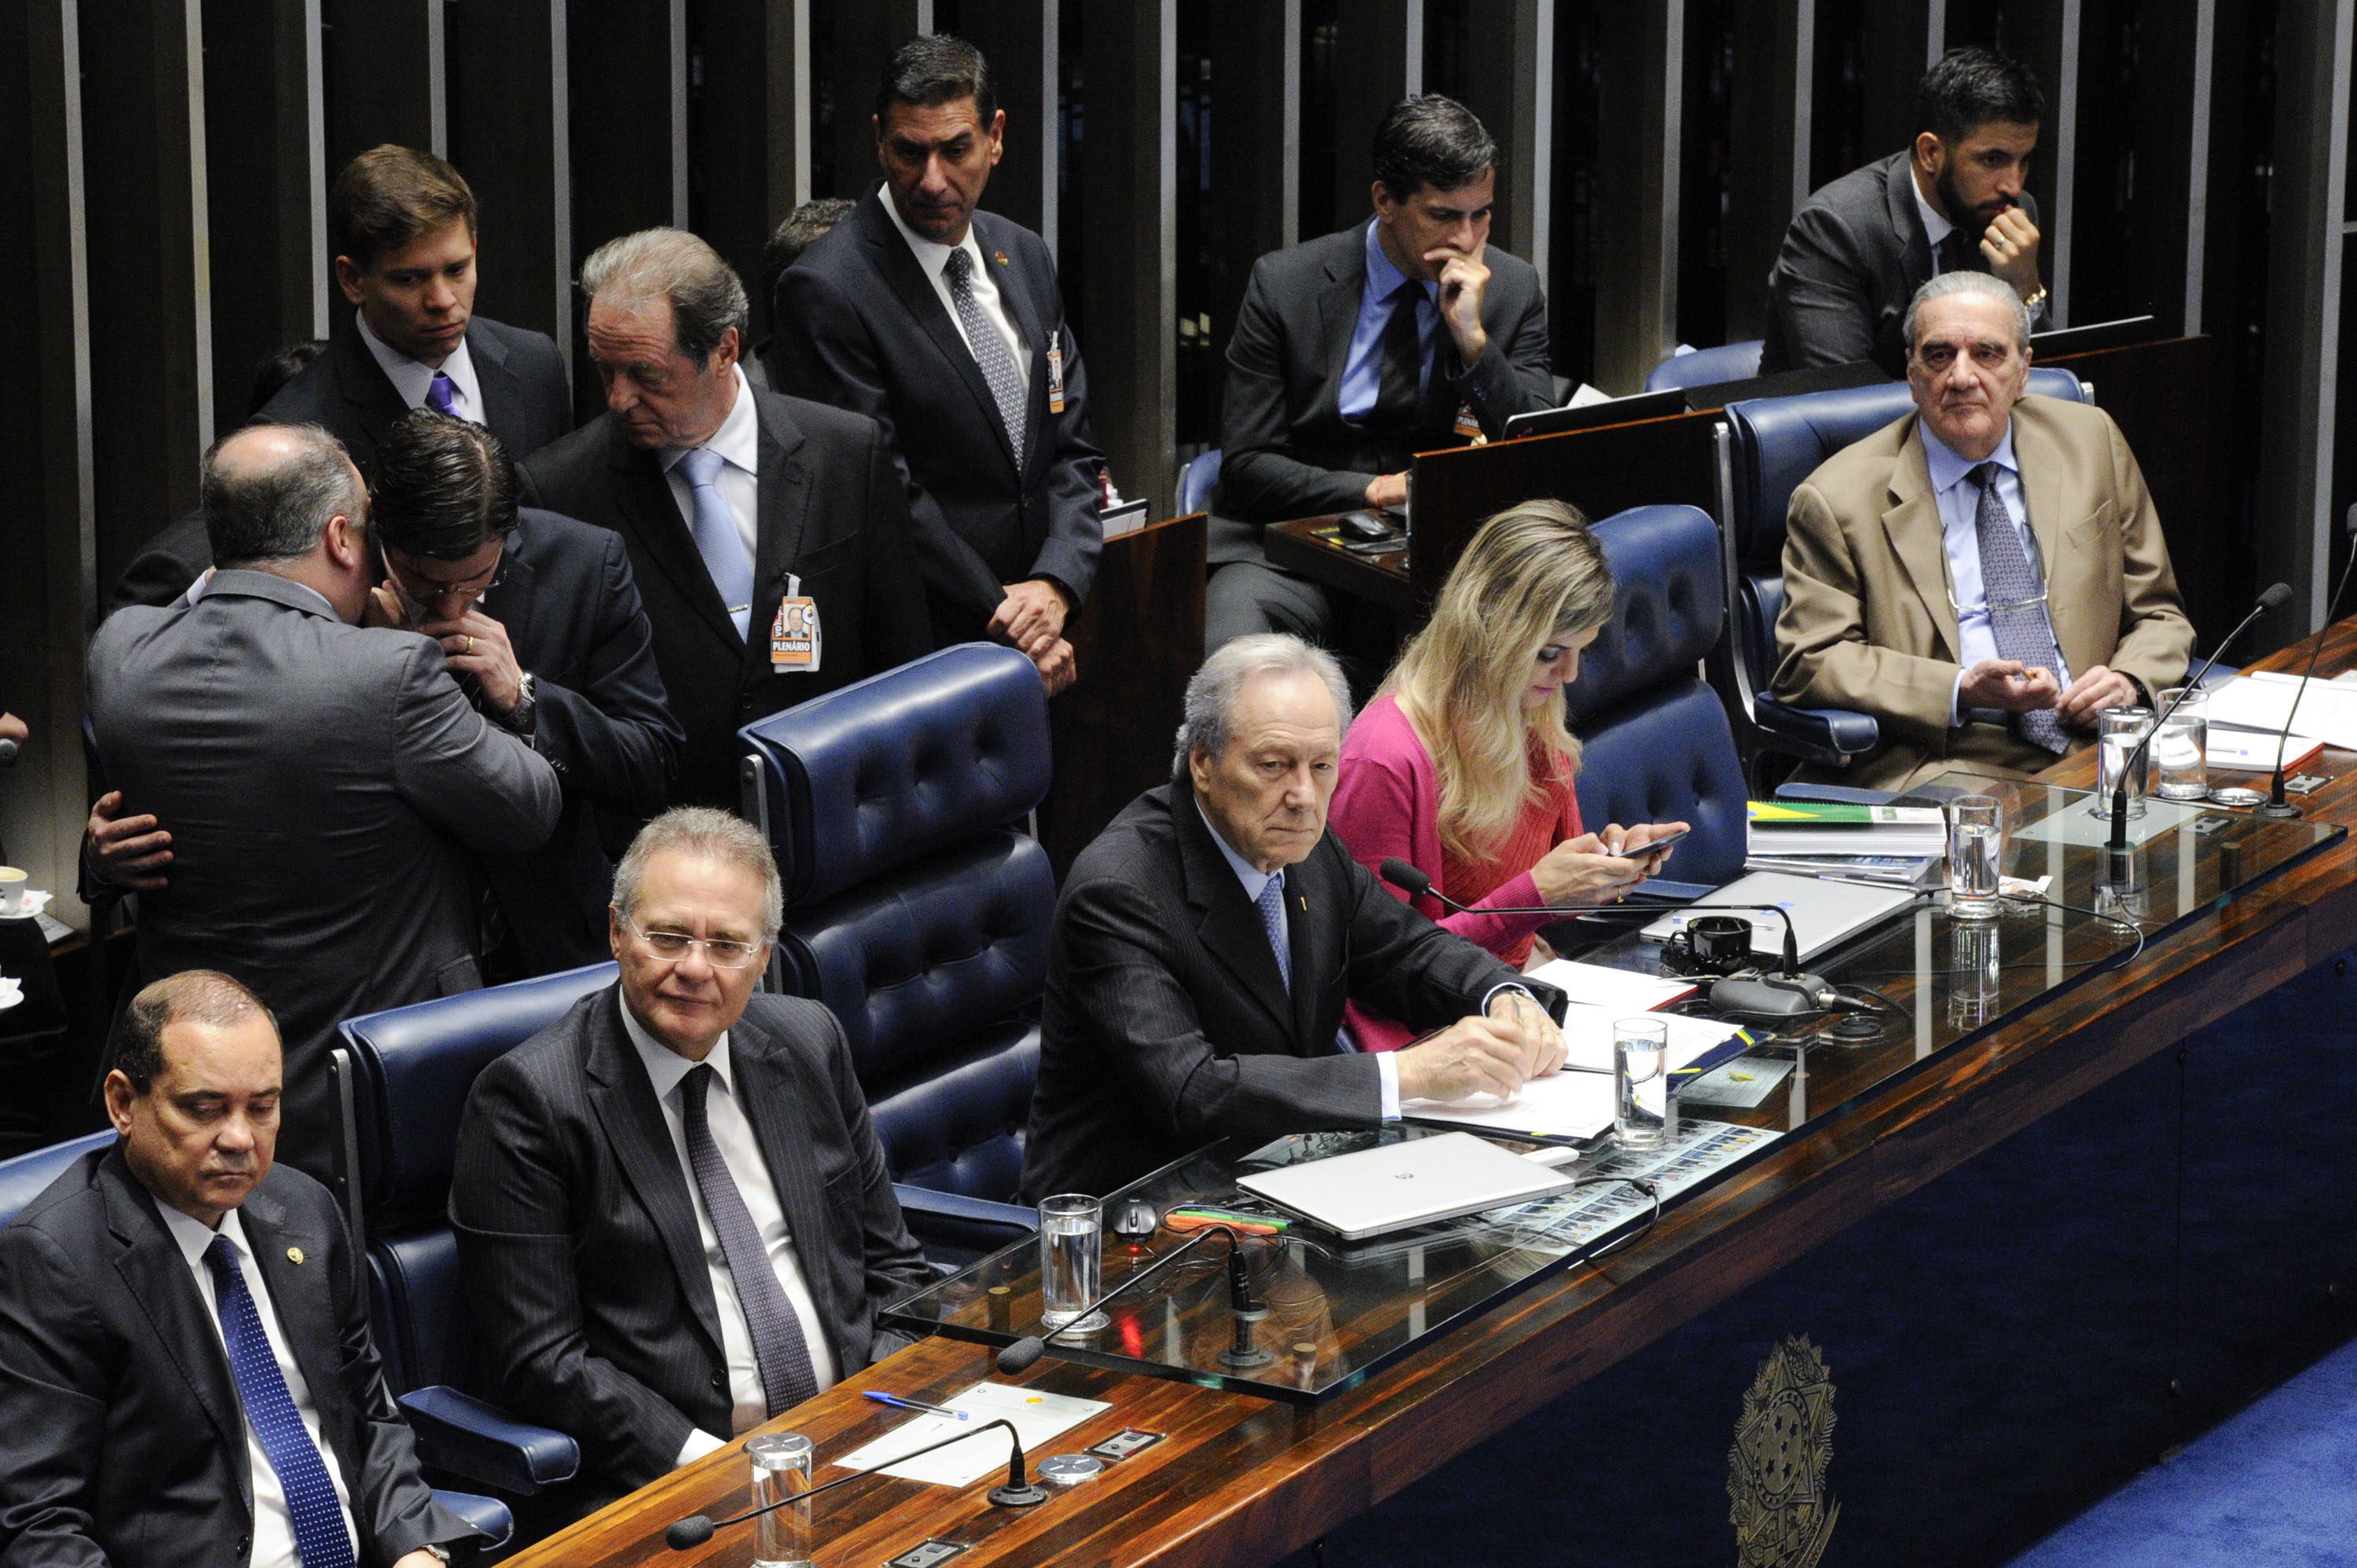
[421,1545,452,1564]
[502,670,538,742]
[2019,284,2050,318]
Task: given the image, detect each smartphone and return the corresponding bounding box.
[1607,826,1692,860]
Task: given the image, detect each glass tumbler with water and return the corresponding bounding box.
[2152,687,2209,800]
[745,1432,814,1568]
[1038,1194,1109,1333]
[2090,705,2154,818]
[1614,1018,1670,1151]
[1946,795,2003,920]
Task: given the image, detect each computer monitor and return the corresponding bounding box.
[1501,387,1689,441]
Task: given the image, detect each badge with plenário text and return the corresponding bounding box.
[771,573,821,672]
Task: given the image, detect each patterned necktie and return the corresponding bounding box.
[942,247,1027,473]
[676,446,755,640]
[1937,227,1980,277]
[1255,872,1292,992]
[425,371,456,417]
[1370,278,1426,430]
[1967,462,2070,753]
[203,1236,357,1568]
[679,1064,819,1416]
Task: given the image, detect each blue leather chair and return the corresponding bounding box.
[333,965,610,1503]
[1176,448,1222,516]
[1645,339,1765,394]
[1714,367,2091,785]
[739,643,1046,1266]
[0,1130,515,1551]
[1562,504,1749,893]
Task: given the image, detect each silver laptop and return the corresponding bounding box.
[1637,870,1919,965]
[1234,1132,1575,1240]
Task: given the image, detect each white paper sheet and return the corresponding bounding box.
[2204,673,2357,751]
[1524,959,1695,1013]
[1552,1002,1747,1075]
[1401,1067,1620,1141]
[832,1383,1110,1487]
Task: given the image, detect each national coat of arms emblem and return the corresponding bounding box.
[1728,1333,1840,1567]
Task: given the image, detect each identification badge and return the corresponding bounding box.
[1453,401,1485,443]
[1047,336,1066,414]
[770,573,821,672]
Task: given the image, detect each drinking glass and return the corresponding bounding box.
[1946,920,2002,1029]
[1945,796,2003,920]
[1614,1018,1670,1151]
[746,1432,814,1568]
[1038,1194,1109,1332]
[2152,687,2209,800]
[2090,705,2154,819]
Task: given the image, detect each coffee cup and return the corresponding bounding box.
[0,867,27,917]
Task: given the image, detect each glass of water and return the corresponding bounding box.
[2152,687,2209,800]
[1614,1018,1670,1151]
[2090,705,2154,819]
[1038,1194,1109,1332]
[1946,795,2003,920]
[746,1432,814,1568]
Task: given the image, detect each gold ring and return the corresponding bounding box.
[464,636,475,654]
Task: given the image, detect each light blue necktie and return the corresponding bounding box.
[1968,462,2070,753]
[1255,872,1292,992]
[677,445,754,640]
[203,1236,356,1568]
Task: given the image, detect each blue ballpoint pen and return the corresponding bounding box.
[863,1390,970,1420]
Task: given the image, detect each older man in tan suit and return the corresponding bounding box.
[1771,271,2193,793]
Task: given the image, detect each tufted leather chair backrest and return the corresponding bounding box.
[742,643,1055,1204]
[739,644,1053,907]
[1644,339,1764,394]
[1558,504,1747,885]
[0,1131,115,1226]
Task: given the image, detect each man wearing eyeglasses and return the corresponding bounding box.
[1771,272,2192,792]
[449,808,929,1504]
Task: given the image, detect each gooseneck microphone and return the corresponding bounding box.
[2110,581,2293,863]
[2253,510,2357,820]
[995,1223,1256,1375]
[664,1415,1047,1549]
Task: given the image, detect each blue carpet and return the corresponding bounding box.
[2007,1333,2357,1566]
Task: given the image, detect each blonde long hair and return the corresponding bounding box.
[1384,500,1615,862]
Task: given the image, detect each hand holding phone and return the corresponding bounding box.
[1608,826,1692,860]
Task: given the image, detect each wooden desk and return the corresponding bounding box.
[510,621,2357,1568]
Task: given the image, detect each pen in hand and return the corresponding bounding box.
[863,1390,970,1420]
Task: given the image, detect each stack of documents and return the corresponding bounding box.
[2204,672,2357,752]
[1402,1006,1752,1141]
[1745,800,1945,887]
[836,1383,1110,1486]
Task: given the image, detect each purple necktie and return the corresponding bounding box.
[426,371,456,417]
[679,1064,818,1416]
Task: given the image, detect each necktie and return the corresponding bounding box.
[676,446,755,641]
[679,1064,818,1416]
[1967,462,2070,753]
[1937,228,1980,277]
[1369,278,1426,431]
[203,1236,356,1568]
[425,371,456,417]
[942,247,1027,473]
[1255,872,1292,993]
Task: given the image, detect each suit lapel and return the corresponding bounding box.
[1287,847,1337,1049]
[240,1189,349,1467]
[859,192,1018,471]
[606,420,742,653]
[1313,240,1369,425]
[2009,401,2084,665]
[482,523,538,653]
[584,991,728,1361]
[1882,420,1966,663]
[748,392,811,676]
[332,328,411,454]
[100,1160,251,1511]
[1884,152,1936,291]
[1175,792,1296,1042]
[467,324,522,447]
[727,1016,845,1352]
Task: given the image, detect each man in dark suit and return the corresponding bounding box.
[1761,48,2048,379]
[449,809,932,1500]
[84,424,561,1181]
[521,229,933,810]
[1021,635,1568,1200]
[772,35,1102,694]
[112,145,574,611]
[0,970,475,1567]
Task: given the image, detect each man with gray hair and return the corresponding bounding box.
[521,226,932,809]
[450,807,929,1502]
[83,423,562,1183]
[1021,635,1569,1200]
[1771,271,2193,791]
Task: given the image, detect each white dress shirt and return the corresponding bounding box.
[618,1002,839,1465]
[659,364,762,563]
[356,308,483,423]
[1921,419,2072,723]
[879,191,1036,387]
[159,1205,360,1568]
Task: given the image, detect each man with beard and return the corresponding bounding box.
[1760,48,2048,379]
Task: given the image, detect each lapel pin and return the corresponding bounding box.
[286,1247,305,1266]
[995,250,1010,267]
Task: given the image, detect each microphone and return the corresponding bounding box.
[664,1415,1047,1548]
[2110,581,2293,860]
[2252,510,2357,820]
[995,1224,1257,1375]
[1378,859,1842,1018]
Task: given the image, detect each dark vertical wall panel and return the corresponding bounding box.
[322,0,441,170]
[820,0,928,202]
[1189,0,1298,447]
[693,0,809,344]
[1590,0,1679,391]
[568,0,684,419]
[1724,0,1811,340]
[1324,0,1420,236]
[1080,0,1175,512]
[444,0,569,372]
[953,0,1052,237]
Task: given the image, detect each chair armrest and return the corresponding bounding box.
[1752,696,1880,762]
[398,1386,580,1496]
[427,1489,513,1552]
[893,1185,1037,1261]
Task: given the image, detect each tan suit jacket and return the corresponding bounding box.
[1770,394,2194,793]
